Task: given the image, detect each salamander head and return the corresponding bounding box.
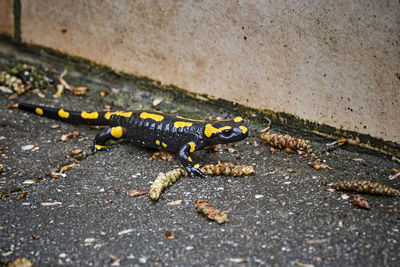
[203,116,249,145]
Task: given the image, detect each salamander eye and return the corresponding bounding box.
[222,128,233,136]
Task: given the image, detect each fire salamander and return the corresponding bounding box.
[15,103,249,177]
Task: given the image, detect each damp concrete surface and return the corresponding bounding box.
[0,41,399,266]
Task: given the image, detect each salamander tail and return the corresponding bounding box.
[16,103,110,125]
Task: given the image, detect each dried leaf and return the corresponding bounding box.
[128,190,147,197]
[164,231,175,239]
[70,149,82,156]
[53,84,64,98]
[60,163,76,173]
[60,131,80,142]
[0,164,4,173]
[99,91,108,97]
[21,145,39,151]
[229,258,247,263]
[70,86,87,96]
[7,257,34,267]
[389,172,400,180]
[22,179,41,185]
[8,103,18,109]
[166,199,183,206]
[151,97,163,108]
[308,162,321,170]
[337,138,348,146]
[40,201,62,206]
[50,124,60,129]
[14,192,27,200]
[117,229,134,235]
[227,147,236,153]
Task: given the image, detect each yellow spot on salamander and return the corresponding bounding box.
[105,111,133,120]
[176,116,204,122]
[162,142,167,148]
[234,116,243,122]
[188,157,193,162]
[139,112,164,121]
[35,107,43,116]
[81,111,99,119]
[174,121,193,128]
[155,140,160,146]
[95,144,107,150]
[188,142,196,153]
[111,126,124,138]
[239,126,248,134]
[58,109,70,119]
[204,124,232,138]
[194,164,200,169]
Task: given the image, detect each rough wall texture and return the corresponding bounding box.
[0,0,13,35]
[20,0,400,143]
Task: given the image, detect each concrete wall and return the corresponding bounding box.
[0,0,13,35]
[14,1,400,143]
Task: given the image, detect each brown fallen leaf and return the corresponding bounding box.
[165,231,175,239]
[59,131,80,142]
[8,103,18,109]
[308,162,321,170]
[337,138,348,146]
[7,257,34,267]
[60,163,76,173]
[128,190,147,197]
[70,149,82,156]
[14,192,27,200]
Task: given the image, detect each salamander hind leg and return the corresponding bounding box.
[93,126,127,153]
[178,142,204,178]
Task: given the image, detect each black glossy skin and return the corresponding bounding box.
[17,103,249,177]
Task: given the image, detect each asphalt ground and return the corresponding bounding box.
[0,40,399,266]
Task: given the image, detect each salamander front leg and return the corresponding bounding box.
[178,142,204,178]
[93,126,127,153]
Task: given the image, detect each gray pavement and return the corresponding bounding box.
[0,40,399,266]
